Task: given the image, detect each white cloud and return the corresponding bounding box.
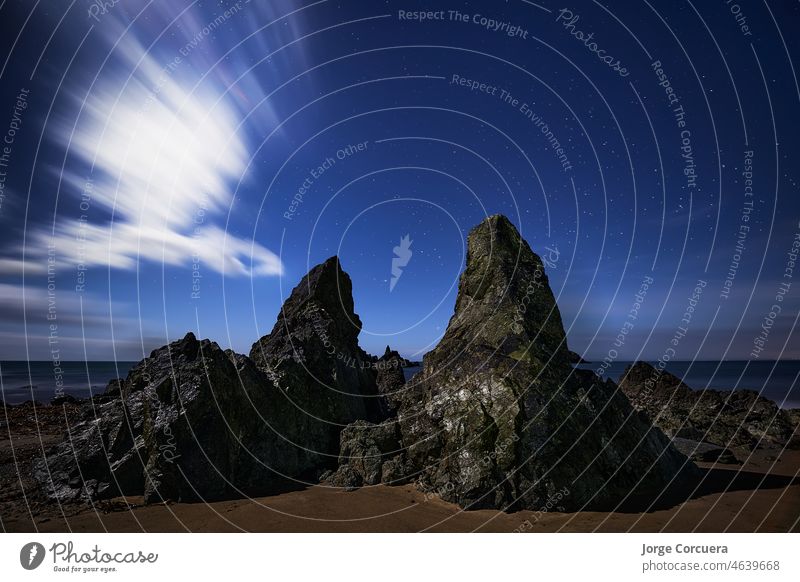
[1,34,282,278]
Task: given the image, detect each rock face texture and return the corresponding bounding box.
[35,333,314,503]
[619,361,800,458]
[249,256,382,429]
[323,419,403,489]
[247,256,384,473]
[36,258,384,503]
[387,215,696,510]
[34,216,699,513]
[374,347,408,416]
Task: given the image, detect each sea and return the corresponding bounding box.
[2,360,798,409]
[0,361,137,405]
[404,360,800,410]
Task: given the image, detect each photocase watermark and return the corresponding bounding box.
[596,274,654,377]
[450,75,573,172]
[720,150,754,300]
[651,60,698,191]
[284,141,369,221]
[74,176,94,293]
[0,88,30,215]
[513,486,571,531]
[420,479,456,502]
[640,279,706,393]
[51,541,157,572]
[20,540,158,572]
[750,223,799,358]
[511,246,560,333]
[20,542,46,570]
[725,0,754,37]
[555,9,628,77]
[390,234,413,292]
[137,366,181,464]
[136,1,251,118]
[87,0,122,22]
[190,196,209,300]
[398,10,529,39]
[302,301,399,371]
[475,432,520,469]
[44,243,67,400]
[620,279,705,404]
[177,0,251,58]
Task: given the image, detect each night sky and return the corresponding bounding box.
[0,0,798,362]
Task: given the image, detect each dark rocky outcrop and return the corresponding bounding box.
[789,409,800,429]
[323,419,404,489]
[34,333,304,503]
[248,256,384,450]
[380,215,696,511]
[34,216,702,514]
[374,347,407,416]
[619,361,800,460]
[35,258,387,504]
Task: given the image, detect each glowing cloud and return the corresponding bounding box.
[7,32,282,278]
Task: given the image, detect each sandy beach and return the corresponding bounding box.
[4,428,797,533]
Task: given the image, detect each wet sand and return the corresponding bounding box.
[4,446,798,533]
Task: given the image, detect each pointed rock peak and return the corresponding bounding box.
[472,213,523,243]
[380,346,403,362]
[250,256,366,365]
[464,214,534,267]
[158,332,201,360]
[307,255,344,282]
[296,256,355,313]
[438,214,567,363]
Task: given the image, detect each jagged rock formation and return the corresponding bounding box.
[383,215,696,510]
[323,419,403,489]
[619,361,800,458]
[34,217,699,513]
[35,334,316,502]
[249,256,382,428]
[374,347,407,416]
[36,258,385,503]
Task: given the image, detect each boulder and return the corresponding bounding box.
[389,215,696,511]
[619,361,799,454]
[35,333,294,502]
[374,346,407,416]
[324,419,404,488]
[671,437,739,464]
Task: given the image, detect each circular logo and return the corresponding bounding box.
[19,542,46,570]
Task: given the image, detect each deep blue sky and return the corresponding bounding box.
[0,0,798,362]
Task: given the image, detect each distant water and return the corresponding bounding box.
[576,360,800,410]
[0,361,137,405]
[404,361,800,410]
[3,360,798,409]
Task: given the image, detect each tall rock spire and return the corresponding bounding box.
[395,214,697,511]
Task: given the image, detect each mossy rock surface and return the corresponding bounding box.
[390,215,697,511]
